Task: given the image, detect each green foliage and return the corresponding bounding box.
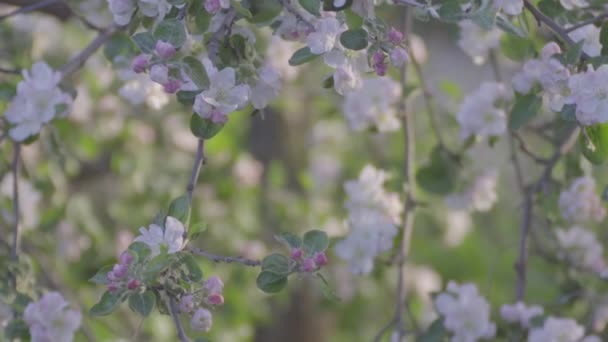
[509,93,542,130]
[302,230,329,255]
[288,47,319,66]
[500,35,535,61]
[182,57,209,89]
[322,0,352,11]
[256,271,288,293]
[299,0,321,16]
[90,291,126,316]
[261,253,290,275]
[89,264,114,285]
[340,28,369,51]
[168,195,191,224]
[248,0,282,23]
[128,291,156,317]
[277,232,302,249]
[416,146,459,195]
[154,19,187,48]
[580,123,608,164]
[190,114,225,139]
[416,318,447,342]
[104,33,137,63]
[132,32,156,54]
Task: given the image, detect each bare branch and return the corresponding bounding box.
[565,13,608,33]
[186,139,206,203]
[189,247,262,267]
[277,0,314,30]
[60,25,119,79]
[0,0,61,20]
[0,66,21,75]
[0,0,72,20]
[168,297,190,342]
[207,9,236,65]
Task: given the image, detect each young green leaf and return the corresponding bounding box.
[261,253,290,275]
[302,230,329,255]
[509,93,542,130]
[256,271,288,293]
[190,114,225,139]
[288,47,319,66]
[90,291,125,316]
[340,28,368,50]
[128,291,156,317]
[168,195,191,224]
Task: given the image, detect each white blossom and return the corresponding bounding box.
[500,302,544,327]
[306,17,345,55]
[5,62,72,142]
[528,317,585,342]
[117,69,170,109]
[137,0,171,18]
[134,216,185,257]
[566,65,608,125]
[24,292,81,342]
[107,0,136,25]
[493,0,523,15]
[343,77,402,132]
[324,48,369,95]
[558,176,606,223]
[569,24,602,58]
[250,66,281,109]
[560,0,588,10]
[456,82,513,140]
[266,36,301,81]
[193,67,250,122]
[556,226,604,271]
[191,308,213,332]
[434,281,496,342]
[457,20,502,64]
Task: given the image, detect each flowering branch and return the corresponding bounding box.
[277,0,314,30]
[514,125,580,300]
[188,247,262,267]
[0,0,60,20]
[9,142,20,292]
[186,139,206,203]
[564,13,608,33]
[60,25,119,79]
[168,297,190,342]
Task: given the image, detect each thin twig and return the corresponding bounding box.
[60,25,119,78]
[393,0,426,8]
[0,0,60,20]
[514,125,579,300]
[186,139,205,203]
[512,133,550,164]
[523,0,590,60]
[169,297,190,342]
[565,13,608,33]
[207,9,236,65]
[0,66,21,75]
[10,143,20,292]
[277,0,314,30]
[189,247,262,267]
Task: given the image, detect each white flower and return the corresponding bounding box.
[191,308,213,332]
[250,66,281,110]
[435,281,496,341]
[193,67,250,121]
[324,48,369,95]
[566,65,608,125]
[556,226,604,271]
[306,17,344,55]
[493,0,523,15]
[149,64,169,84]
[24,292,81,342]
[134,216,185,257]
[560,0,588,10]
[457,20,502,64]
[343,77,402,132]
[137,0,171,18]
[344,165,403,224]
[558,176,606,223]
[528,317,585,342]
[1,173,41,229]
[266,36,301,81]
[107,0,135,25]
[569,24,602,58]
[456,82,512,140]
[117,69,170,109]
[500,302,544,327]
[5,62,72,141]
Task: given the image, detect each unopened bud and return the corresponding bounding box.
[290,248,303,260]
[131,54,149,73]
[155,40,176,59]
[127,278,140,290]
[302,258,316,272]
[208,293,224,305]
[313,252,328,266]
[163,79,181,94]
[387,27,403,44]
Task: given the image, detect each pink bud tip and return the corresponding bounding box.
[131,54,149,73]
[387,28,404,44]
[120,251,134,265]
[155,40,177,59]
[208,294,224,305]
[373,51,385,64]
[290,248,303,260]
[112,264,129,278]
[108,282,120,293]
[302,258,316,272]
[205,276,224,295]
[314,252,328,266]
[163,79,181,94]
[204,0,220,13]
[209,109,228,124]
[127,278,140,290]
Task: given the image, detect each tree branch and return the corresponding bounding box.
[60,25,119,79]
[186,139,205,203]
[277,0,314,30]
[207,9,236,65]
[0,0,67,20]
[0,66,21,75]
[168,297,190,342]
[565,13,608,33]
[189,247,262,267]
[9,142,20,292]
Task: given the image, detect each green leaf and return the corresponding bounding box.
[231,0,253,18]
[188,222,208,240]
[190,114,225,139]
[288,47,319,66]
[187,0,211,34]
[509,93,542,130]
[322,74,334,88]
[132,32,156,54]
[416,318,447,342]
[496,15,528,37]
[143,252,175,281]
[177,90,201,106]
[470,2,496,30]
[89,264,114,285]
[90,291,125,316]
[580,122,608,165]
[167,0,186,5]
[560,103,577,122]
[438,2,464,22]
[261,253,290,275]
[339,28,368,50]
[500,35,535,61]
[104,33,137,63]
[277,232,302,248]
[302,230,329,255]
[345,8,363,28]
[561,40,584,65]
[256,271,287,293]
[128,291,156,317]
[180,254,204,282]
[299,0,320,16]
[4,319,29,340]
[168,195,191,224]
[416,146,459,195]
[129,241,152,261]
[601,22,608,56]
[249,0,282,23]
[322,0,352,11]
[182,57,209,89]
[154,19,187,48]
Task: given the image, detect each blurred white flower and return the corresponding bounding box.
[566,65,608,125]
[343,77,402,132]
[445,169,499,213]
[193,67,250,122]
[528,317,585,342]
[457,20,502,64]
[456,82,512,140]
[435,281,496,341]
[569,24,602,57]
[266,36,301,81]
[134,216,185,256]
[5,62,72,141]
[191,308,213,332]
[493,0,523,15]
[558,176,606,223]
[307,17,344,54]
[107,0,135,25]
[443,210,472,247]
[556,226,604,271]
[232,154,264,187]
[560,0,588,10]
[250,66,281,110]
[24,292,81,342]
[500,301,544,327]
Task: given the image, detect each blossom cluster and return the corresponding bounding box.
[179,275,226,332]
[335,165,402,275]
[24,292,82,342]
[445,169,499,213]
[456,82,513,140]
[108,0,172,26]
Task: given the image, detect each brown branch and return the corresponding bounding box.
[60,25,119,79]
[9,142,20,293]
[512,133,550,164]
[186,139,205,203]
[168,297,190,342]
[277,0,314,30]
[514,125,579,301]
[565,13,608,33]
[0,66,20,75]
[189,247,262,267]
[207,9,236,65]
[0,0,71,20]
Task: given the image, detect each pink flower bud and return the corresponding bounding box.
[108,282,120,293]
[127,278,140,290]
[119,251,134,265]
[390,47,410,67]
[387,28,404,44]
[372,51,387,76]
[131,54,149,73]
[179,295,195,313]
[208,109,228,124]
[302,258,316,272]
[208,293,224,306]
[205,276,224,295]
[290,248,303,260]
[112,264,129,278]
[204,0,220,13]
[313,252,328,266]
[373,51,385,65]
[155,40,176,59]
[163,79,181,94]
[107,271,118,282]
